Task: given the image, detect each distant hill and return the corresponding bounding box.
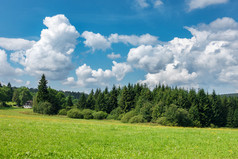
[221,93,238,97]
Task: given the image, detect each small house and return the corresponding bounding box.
[23,100,33,109]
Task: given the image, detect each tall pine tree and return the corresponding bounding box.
[37,74,49,102]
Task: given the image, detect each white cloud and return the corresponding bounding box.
[135,0,163,8]
[64,61,132,88]
[128,17,238,91]
[0,38,35,51]
[81,32,159,51]
[140,61,197,88]
[107,52,121,59]
[10,14,79,80]
[109,33,159,46]
[112,61,132,81]
[153,0,163,8]
[0,49,23,76]
[127,45,174,73]
[81,31,111,51]
[136,0,150,8]
[188,0,229,11]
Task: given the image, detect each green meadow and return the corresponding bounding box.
[0,108,238,159]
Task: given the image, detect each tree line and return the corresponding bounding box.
[0,79,82,108]
[33,74,238,128]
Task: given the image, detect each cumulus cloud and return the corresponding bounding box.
[0,49,23,76]
[108,33,159,46]
[128,17,238,91]
[64,61,132,88]
[10,14,79,80]
[81,32,159,51]
[188,0,229,11]
[0,38,35,51]
[140,61,197,88]
[127,45,174,73]
[107,52,121,59]
[81,31,111,51]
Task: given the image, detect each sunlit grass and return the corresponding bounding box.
[0,108,238,158]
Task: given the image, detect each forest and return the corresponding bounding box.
[1,74,238,128]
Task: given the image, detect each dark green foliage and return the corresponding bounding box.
[139,101,153,122]
[86,90,95,110]
[159,104,193,126]
[66,95,73,107]
[12,89,21,106]
[0,102,10,108]
[67,109,84,119]
[34,101,53,115]
[47,88,61,114]
[0,85,14,102]
[19,87,32,106]
[82,109,94,119]
[11,87,32,106]
[58,109,67,115]
[189,103,201,127]
[107,107,123,120]
[107,85,118,113]
[37,74,49,103]
[129,115,145,123]
[121,110,137,123]
[163,104,179,126]
[157,117,169,125]
[175,108,193,126]
[93,111,108,120]
[56,92,66,108]
[118,86,135,113]
[95,92,106,111]
[77,93,87,109]
[151,101,165,122]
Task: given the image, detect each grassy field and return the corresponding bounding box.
[0,108,238,158]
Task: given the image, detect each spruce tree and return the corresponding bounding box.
[37,74,49,102]
[95,92,106,111]
[67,95,73,107]
[107,85,118,113]
[77,93,87,109]
[86,90,95,109]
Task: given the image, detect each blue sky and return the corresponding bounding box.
[1,0,238,93]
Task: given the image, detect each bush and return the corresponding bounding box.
[58,109,67,115]
[67,109,83,119]
[82,109,94,119]
[157,104,193,127]
[175,108,193,127]
[129,115,145,123]
[140,101,153,122]
[157,117,170,126]
[121,110,137,123]
[93,111,108,120]
[0,102,10,108]
[107,107,123,120]
[35,101,54,115]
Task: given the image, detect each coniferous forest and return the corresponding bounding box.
[32,74,238,128]
[2,74,238,128]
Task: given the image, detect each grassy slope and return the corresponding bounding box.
[0,108,238,159]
